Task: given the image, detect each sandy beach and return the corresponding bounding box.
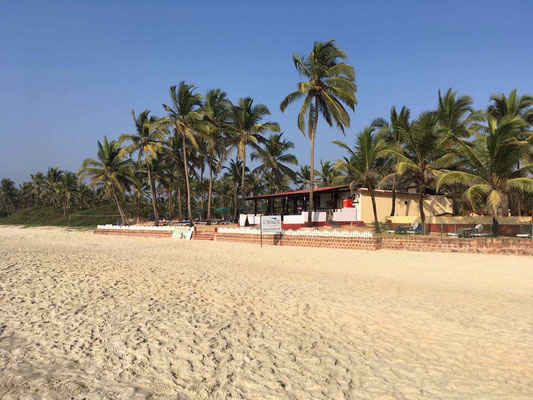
[0,226,531,399]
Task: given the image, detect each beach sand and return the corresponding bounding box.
[0,226,532,399]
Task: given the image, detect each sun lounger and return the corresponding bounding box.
[517,225,533,238]
[407,222,422,235]
[448,227,472,238]
[472,224,491,237]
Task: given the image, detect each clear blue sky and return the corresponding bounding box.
[1,0,532,183]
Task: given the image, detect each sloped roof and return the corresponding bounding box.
[245,185,351,200]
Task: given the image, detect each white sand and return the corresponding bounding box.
[0,226,532,399]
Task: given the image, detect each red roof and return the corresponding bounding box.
[246,185,351,200]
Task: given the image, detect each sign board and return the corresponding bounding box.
[172,227,193,240]
[261,215,282,233]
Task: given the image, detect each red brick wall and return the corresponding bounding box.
[94,229,172,238]
[216,232,533,256]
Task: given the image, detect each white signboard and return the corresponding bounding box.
[261,215,282,233]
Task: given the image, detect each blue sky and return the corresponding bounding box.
[1,0,532,183]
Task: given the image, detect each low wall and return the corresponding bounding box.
[94,228,172,238]
[216,232,381,251]
[215,230,533,256]
[381,237,533,256]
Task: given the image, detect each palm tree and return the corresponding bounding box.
[293,164,318,190]
[43,167,63,208]
[77,137,133,223]
[435,88,483,141]
[251,133,297,193]
[57,171,78,216]
[198,88,230,224]
[128,166,148,224]
[317,160,339,186]
[30,172,45,206]
[372,106,411,216]
[436,115,533,235]
[226,97,279,216]
[223,158,246,221]
[384,112,454,231]
[487,89,533,123]
[0,178,18,215]
[280,39,357,226]
[160,81,203,225]
[120,110,164,225]
[333,126,387,232]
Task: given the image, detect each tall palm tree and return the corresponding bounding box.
[43,167,63,208]
[120,110,164,225]
[280,39,357,226]
[384,112,454,231]
[487,89,533,123]
[333,126,387,232]
[57,171,78,216]
[372,106,411,216]
[251,133,297,193]
[435,88,483,141]
[198,88,230,224]
[78,137,133,223]
[226,97,279,215]
[436,115,533,235]
[160,81,203,225]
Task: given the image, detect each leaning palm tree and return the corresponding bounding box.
[226,97,279,215]
[251,133,298,193]
[280,39,357,226]
[160,82,203,225]
[333,126,387,232]
[384,112,454,231]
[372,106,411,216]
[77,137,133,223]
[120,110,164,225]
[436,115,533,236]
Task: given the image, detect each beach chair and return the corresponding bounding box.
[517,225,533,238]
[394,225,409,234]
[448,227,472,238]
[407,222,422,235]
[472,224,491,237]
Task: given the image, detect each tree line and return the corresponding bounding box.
[1,40,532,233]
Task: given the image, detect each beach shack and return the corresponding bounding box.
[243,185,453,229]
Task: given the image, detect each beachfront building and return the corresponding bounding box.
[243,185,453,229]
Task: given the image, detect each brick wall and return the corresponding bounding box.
[216,233,381,250]
[215,232,533,256]
[94,229,171,238]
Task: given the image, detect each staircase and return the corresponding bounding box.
[193,229,215,241]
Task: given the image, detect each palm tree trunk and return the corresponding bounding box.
[111,187,128,224]
[390,177,397,216]
[177,181,183,221]
[142,148,159,226]
[241,146,246,219]
[182,135,193,226]
[492,215,499,237]
[233,187,238,221]
[167,187,172,220]
[418,182,426,234]
[369,185,380,233]
[307,98,318,227]
[207,158,213,225]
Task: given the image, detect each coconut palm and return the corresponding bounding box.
[487,89,533,124]
[293,164,318,190]
[198,89,230,224]
[77,137,133,223]
[57,171,78,216]
[251,133,297,193]
[435,88,483,141]
[333,126,387,232]
[0,178,18,215]
[436,115,533,235]
[280,39,357,226]
[372,106,411,216]
[43,167,63,208]
[30,172,45,206]
[317,160,339,186]
[384,112,454,231]
[226,97,279,215]
[223,158,247,221]
[160,81,203,225]
[120,110,164,225]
